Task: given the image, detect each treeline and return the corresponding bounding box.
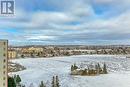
[20,47,130,58]
[39,75,60,87]
[10,45,130,58]
[8,75,60,87]
[8,75,23,87]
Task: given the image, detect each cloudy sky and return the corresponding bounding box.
[0,0,130,46]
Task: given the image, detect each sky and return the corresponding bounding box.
[0,0,130,46]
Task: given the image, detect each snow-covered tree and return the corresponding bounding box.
[97,63,102,73]
[51,76,60,87]
[71,65,74,71]
[73,63,78,70]
[103,63,108,74]
[56,76,60,87]
[16,75,21,84]
[39,81,46,87]
[51,76,55,87]
[8,76,16,87]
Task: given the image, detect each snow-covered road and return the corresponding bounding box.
[9,55,130,87]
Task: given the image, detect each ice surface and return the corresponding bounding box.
[9,55,130,87]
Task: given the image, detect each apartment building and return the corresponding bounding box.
[8,49,17,59]
[0,40,8,87]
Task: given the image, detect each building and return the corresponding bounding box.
[0,40,8,87]
[8,49,17,59]
[21,47,44,57]
[28,47,43,53]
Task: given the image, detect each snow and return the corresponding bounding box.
[9,55,130,87]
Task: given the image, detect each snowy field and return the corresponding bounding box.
[9,55,130,87]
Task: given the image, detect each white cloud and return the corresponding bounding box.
[94,0,116,4]
[71,10,130,34]
[0,0,130,45]
[26,35,56,40]
[30,11,77,28]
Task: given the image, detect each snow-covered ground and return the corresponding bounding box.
[9,55,130,87]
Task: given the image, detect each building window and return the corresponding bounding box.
[3,53,6,57]
[3,71,6,74]
[3,42,6,45]
[3,65,6,69]
[3,48,6,50]
[3,83,5,86]
[3,59,6,63]
[3,77,6,80]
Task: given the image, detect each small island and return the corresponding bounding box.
[71,63,108,76]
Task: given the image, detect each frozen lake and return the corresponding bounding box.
[9,55,130,87]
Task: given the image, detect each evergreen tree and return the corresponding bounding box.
[56,76,60,87]
[103,63,108,74]
[97,63,102,73]
[13,74,17,84]
[39,81,46,87]
[51,76,55,87]
[73,63,78,70]
[8,76,16,87]
[16,75,21,84]
[71,65,74,71]
[95,65,99,74]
